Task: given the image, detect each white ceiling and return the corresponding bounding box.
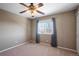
[0,3,79,19]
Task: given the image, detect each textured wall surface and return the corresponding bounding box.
[0,9,31,51]
[32,11,76,50]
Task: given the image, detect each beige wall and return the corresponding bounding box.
[40,34,51,43]
[32,11,76,50]
[31,20,36,42]
[0,9,31,51]
[54,11,76,50]
[0,9,76,51]
[26,19,32,42]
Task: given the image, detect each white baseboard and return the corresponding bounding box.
[58,46,77,53]
[0,42,26,53]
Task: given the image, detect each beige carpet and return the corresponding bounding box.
[0,43,78,56]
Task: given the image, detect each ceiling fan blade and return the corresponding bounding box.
[19,3,28,7]
[36,10,45,15]
[19,10,27,13]
[38,3,43,7]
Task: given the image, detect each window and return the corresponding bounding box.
[38,19,53,34]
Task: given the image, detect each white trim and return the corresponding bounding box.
[0,42,26,53]
[58,46,77,53]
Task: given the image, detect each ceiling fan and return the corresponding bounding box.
[19,3,45,17]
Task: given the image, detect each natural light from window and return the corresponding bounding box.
[38,19,53,34]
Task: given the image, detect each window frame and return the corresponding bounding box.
[37,19,54,35]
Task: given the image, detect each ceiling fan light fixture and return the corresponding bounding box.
[31,10,36,17]
[19,3,45,17]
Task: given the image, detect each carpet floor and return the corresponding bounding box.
[0,43,78,56]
